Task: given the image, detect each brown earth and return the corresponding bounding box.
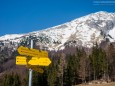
[76,82,115,86]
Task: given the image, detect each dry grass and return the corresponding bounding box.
[75,82,115,86]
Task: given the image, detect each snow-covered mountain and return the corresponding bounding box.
[0,11,115,50]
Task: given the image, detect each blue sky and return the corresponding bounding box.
[0,0,115,36]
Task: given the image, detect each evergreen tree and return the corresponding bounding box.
[64,53,79,86]
[22,78,28,86]
[32,71,39,86]
[3,73,21,86]
[90,44,99,80]
[46,56,59,86]
[98,48,107,79]
[13,73,21,86]
[3,74,8,86]
[47,59,57,86]
[65,54,75,86]
[90,44,107,80]
[6,73,14,86]
[106,43,115,81]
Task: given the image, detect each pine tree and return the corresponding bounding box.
[98,48,107,79]
[32,71,39,86]
[3,74,8,86]
[90,44,108,80]
[13,73,21,86]
[47,59,57,86]
[106,43,115,81]
[66,54,75,86]
[3,73,13,86]
[3,73,21,86]
[90,44,99,80]
[64,53,79,86]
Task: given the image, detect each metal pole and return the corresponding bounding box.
[29,40,33,86]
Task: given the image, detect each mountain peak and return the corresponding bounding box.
[93,11,115,17]
[95,11,109,14]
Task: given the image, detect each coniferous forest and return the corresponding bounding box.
[1,42,115,86]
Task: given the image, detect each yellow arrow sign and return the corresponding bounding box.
[16,56,51,66]
[28,57,51,66]
[18,46,48,57]
[27,65,44,73]
[16,56,27,65]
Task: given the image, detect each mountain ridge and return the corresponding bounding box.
[0,11,115,50]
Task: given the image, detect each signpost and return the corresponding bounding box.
[18,46,48,57]
[29,40,33,86]
[16,56,51,66]
[28,57,51,66]
[16,56,27,65]
[27,65,44,73]
[30,67,44,73]
[16,40,52,86]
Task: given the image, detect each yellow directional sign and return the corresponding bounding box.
[16,56,27,65]
[28,57,51,66]
[18,46,48,57]
[16,56,51,66]
[27,65,44,73]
